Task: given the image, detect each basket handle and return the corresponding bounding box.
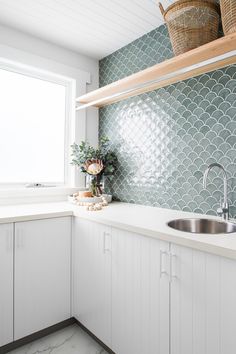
[159,2,165,17]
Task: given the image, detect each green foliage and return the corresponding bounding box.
[71,137,117,176]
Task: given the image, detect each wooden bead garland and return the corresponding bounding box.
[75,196,108,211]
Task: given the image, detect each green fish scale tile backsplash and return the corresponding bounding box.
[99,25,236,217]
[99,25,173,87]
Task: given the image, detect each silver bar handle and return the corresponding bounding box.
[103,232,111,253]
[160,250,169,278]
[170,252,177,283]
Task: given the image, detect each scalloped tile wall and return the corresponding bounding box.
[99,25,236,217]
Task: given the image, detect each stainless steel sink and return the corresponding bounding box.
[167,218,236,234]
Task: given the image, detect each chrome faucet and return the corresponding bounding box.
[203,163,229,221]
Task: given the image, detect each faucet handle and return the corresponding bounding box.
[217,207,224,218]
[217,197,223,218]
[217,197,229,220]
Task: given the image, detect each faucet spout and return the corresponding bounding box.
[203,163,229,220]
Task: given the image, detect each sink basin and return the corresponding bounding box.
[167,218,236,234]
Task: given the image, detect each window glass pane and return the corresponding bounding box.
[0,68,66,184]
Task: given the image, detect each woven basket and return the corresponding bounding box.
[220,0,236,35]
[159,0,220,56]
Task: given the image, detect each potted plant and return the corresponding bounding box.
[71,137,117,196]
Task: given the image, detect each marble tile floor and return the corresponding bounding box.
[7,325,108,354]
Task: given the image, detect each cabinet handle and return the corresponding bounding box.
[160,250,169,278]
[170,252,177,282]
[103,232,111,253]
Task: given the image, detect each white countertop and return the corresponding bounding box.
[1,201,236,260]
[0,202,73,223]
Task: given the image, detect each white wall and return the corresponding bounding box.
[0,24,99,148]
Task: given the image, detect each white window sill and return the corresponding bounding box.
[0,186,86,206]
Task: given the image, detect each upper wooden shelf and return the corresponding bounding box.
[76,33,236,110]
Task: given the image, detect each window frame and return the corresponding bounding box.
[0,58,75,189]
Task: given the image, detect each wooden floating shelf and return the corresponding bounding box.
[76,33,236,110]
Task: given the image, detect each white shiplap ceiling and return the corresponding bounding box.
[0,0,174,59]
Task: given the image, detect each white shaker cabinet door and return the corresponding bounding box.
[171,244,236,354]
[14,217,71,340]
[0,223,13,346]
[112,228,170,354]
[73,218,112,348]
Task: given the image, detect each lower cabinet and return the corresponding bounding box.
[14,217,71,340]
[3,213,236,353]
[73,219,169,354]
[0,223,13,346]
[3,215,236,353]
[73,218,112,347]
[112,227,169,354]
[171,244,236,354]
[73,218,236,354]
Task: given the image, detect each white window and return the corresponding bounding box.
[0,63,72,187]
